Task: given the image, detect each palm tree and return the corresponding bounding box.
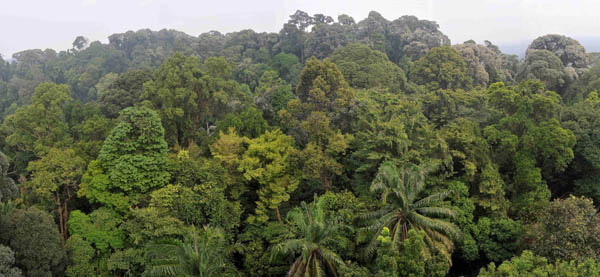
[359,161,462,263]
[273,196,348,277]
[144,225,242,277]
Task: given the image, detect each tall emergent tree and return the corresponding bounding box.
[410,46,472,91]
[330,43,406,92]
[79,107,170,212]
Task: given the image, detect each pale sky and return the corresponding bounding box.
[1,0,599,58]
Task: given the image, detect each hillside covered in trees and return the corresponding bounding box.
[2,10,600,277]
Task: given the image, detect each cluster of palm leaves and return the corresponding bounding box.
[144,225,242,277]
[359,161,462,263]
[273,196,350,276]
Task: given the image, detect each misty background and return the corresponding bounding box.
[1,0,600,58]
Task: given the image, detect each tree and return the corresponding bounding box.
[98,69,153,118]
[564,63,600,102]
[79,107,170,212]
[210,128,248,196]
[0,207,66,277]
[254,70,295,122]
[280,57,354,191]
[273,196,347,277]
[64,235,95,277]
[0,151,18,203]
[304,20,352,59]
[530,196,600,262]
[196,56,252,136]
[561,92,600,201]
[149,181,241,232]
[528,34,588,76]
[410,46,472,91]
[348,89,450,193]
[215,107,269,139]
[385,15,450,63]
[269,53,301,85]
[330,43,406,92]
[485,81,576,220]
[354,11,388,53]
[141,52,202,146]
[72,36,90,52]
[478,250,600,277]
[2,82,72,157]
[65,208,126,275]
[474,217,523,263]
[337,14,355,26]
[452,40,513,87]
[144,226,240,276]
[0,244,22,277]
[359,161,462,265]
[238,129,299,223]
[27,148,86,241]
[517,49,574,93]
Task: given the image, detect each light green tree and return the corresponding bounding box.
[238,129,299,223]
[2,82,72,157]
[27,147,86,241]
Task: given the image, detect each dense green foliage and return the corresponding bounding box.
[1,9,600,277]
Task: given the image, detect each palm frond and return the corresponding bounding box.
[409,212,462,242]
[414,206,457,219]
[412,190,453,208]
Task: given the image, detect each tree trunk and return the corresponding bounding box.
[55,191,66,242]
[275,206,282,224]
[322,166,329,192]
[63,198,69,242]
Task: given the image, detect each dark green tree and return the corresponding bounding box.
[409,46,472,90]
[531,196,600,262]
[0,207,66,277]
[0,244,22,277]
[141,52,202,146]
[0,151,18,203]
[330,43,406,92]
[484,81,575,220]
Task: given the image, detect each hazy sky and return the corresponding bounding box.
[1,0,599,57]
